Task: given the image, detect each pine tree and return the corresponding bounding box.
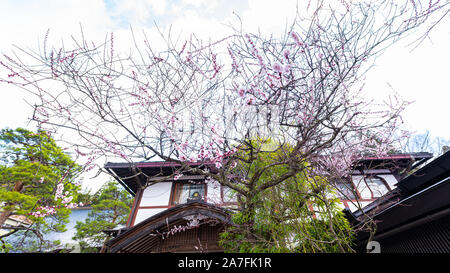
[73,181,132,253]
[0,128,81,252]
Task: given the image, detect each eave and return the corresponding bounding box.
[348,151,450,251]
[101,201,233,253]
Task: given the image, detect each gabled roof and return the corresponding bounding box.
[101,201,232,253]
[351,152,432,171]
[104,161,217,196]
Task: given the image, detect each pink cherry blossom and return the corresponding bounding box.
[238,88,245,97]
[273,63,283,73]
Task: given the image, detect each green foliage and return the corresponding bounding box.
[0,190,38,215]
[220,138,354,253]
[73,181,133,253]
[75,190,97,206]
[0,127,81,252]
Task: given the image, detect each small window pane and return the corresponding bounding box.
[172,183,205,205]
[366,177,389,197]
[353,176,372,199]
[334,182,358,200]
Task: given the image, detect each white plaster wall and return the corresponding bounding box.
[205,179,237,204]
[139,182,173,207]
[207,179,222,205]
[133,208,167,225]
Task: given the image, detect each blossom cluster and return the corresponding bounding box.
[152,215,209,240]
[29,206,58,217]
[29,172,83,218]
[29,201,84,218]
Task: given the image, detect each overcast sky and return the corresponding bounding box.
[0,0,449,191]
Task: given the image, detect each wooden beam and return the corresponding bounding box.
[147,175,205,182]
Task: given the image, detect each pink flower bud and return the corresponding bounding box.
[273,63,283,73]
[238,88,245,97]
[174,173,183,180]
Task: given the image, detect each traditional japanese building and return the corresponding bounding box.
[100,152,434,253]
[335,152,433,213]
[347,150,450,253]
[100,161,236,253]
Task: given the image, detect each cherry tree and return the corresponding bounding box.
[1,0,448,252]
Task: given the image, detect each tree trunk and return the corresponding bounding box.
[0,211,13,228]
[0,181,24,228]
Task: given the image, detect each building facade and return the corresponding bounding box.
[101,153,433,253]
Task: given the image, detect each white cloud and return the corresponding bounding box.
[106,0,168,28]
[0,1,115,192]
[0,0,449,191]
[362,20,450,139]
[240,0,299,35]
[0,0,113,129]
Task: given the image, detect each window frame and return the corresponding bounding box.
[170,181,208,205]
